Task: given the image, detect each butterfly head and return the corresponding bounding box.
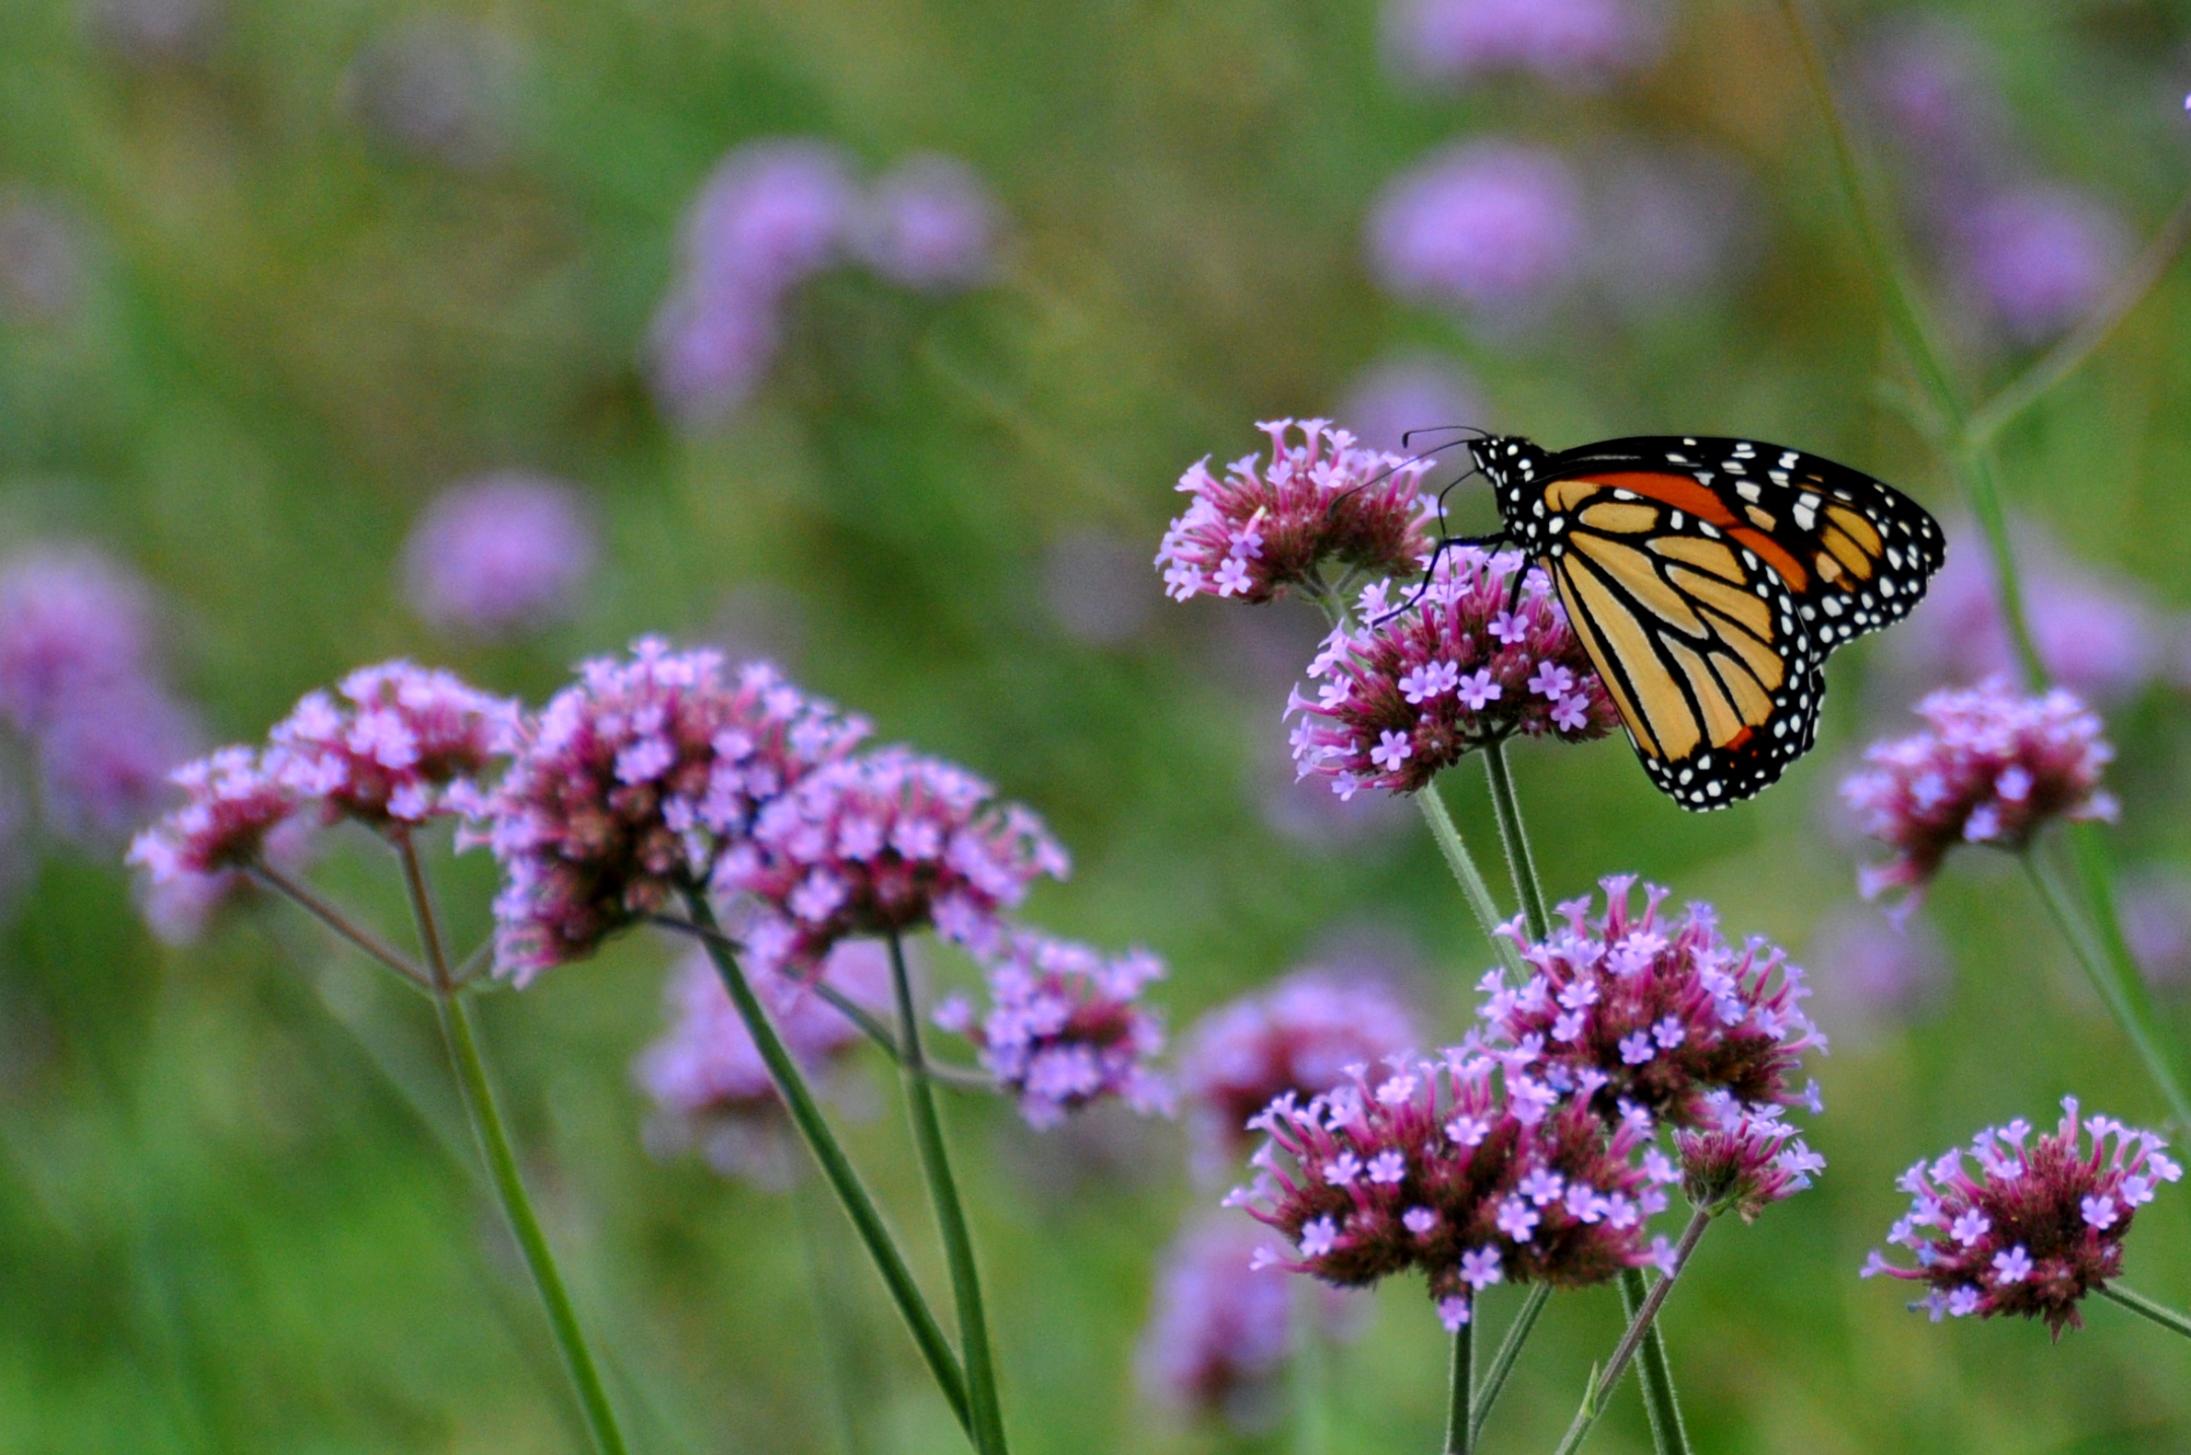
[1464,434,1553,551]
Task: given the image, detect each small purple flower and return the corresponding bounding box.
[645,280,781,426]
[0,545,156,732]
[1854,18,2010,179]
[1334,354,1486,458]
[1479,876,1824,1130]
[1179,970,1419,1171]
[682,137,858,299]
[1366,141,1586,324]
[1955,184,2129,345]
[2122,870,2191,995]
[1156,419,1438,606]
[127,746,303,884]
[942,930,1170,1128]
[270,662,518,830]
[1288,547,1616,796]
[1382,0,1662,90]
[402,474,598,639]
[1841,680,2116,899]
[723,748,1068,974]
[37,682,201,847]
[853,154,1002,293]
[1862,1098,2181,1335]
[86,0,224,66]
[1674,1094,1822,1221]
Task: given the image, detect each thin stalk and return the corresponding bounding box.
[1468,1285,1551,1446]
[1556,1212,1713,1455]
[887,930,1009,1455]
[2100,1283,2191,1342]
[1482,741,1548,940]
[1416,787,1527,980]
[1442,1321,1473,1455]
[246,861,429,990]
[2025,856,2191,1130]
[394,837,629,1455]
[677,891,974,1438]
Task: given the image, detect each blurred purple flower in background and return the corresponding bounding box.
[402,472,597,640]
[1954,184,2127,345]
[1136,1216,1358,1430]
[2121,870,2191,996]
[1335,354,1486,458]
[0,544,156,734]
[646,282,781,426]
[1855,18,2010,184]
[854,154,1002,294]
[1583,144,1760,315]
[37,683,202,847]
[1040,530,1159,648]
[0,190,88,326]
[1804,906,1949,1042]
[83,0,223,67]
[683,139,858,300]
[1257,729,1414,849]
[1368,142,1586,325]
[1382,0,1662,90]
[345,18,522,170]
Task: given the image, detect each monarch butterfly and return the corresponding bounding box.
[1420,432,1944,810]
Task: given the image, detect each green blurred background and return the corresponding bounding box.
[3,0,2190,1450]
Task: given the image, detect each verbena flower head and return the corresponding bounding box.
[133,816,314,945]
[1862,1098,2182,1336]
[1156,419,1437,606]
[0,545,156,732]
[1841,680,2115,899]
[1478,877,1824,1129]
[1136,1216,1357,1430]
[682,137,857,298]
[1229,1052,1674,1328]
[1957,184,2127,345]
[1180,971,1419,1172]
[1287,547,1615,797]
[38,682,201,847]
[645,282,780,426]
[1675,1094,1823,1221]
[636,942,888,1185]
[1366,141,1586,323]
[1382,0,1662,91]
[723,748,1069,974]
[127,746,302,883]
[402,473,597,639]
[1335,353,1485,457]
[854,154,1001,293]
[272,662,519,830]
[478,640,868,980]
[936,930,1171,1128]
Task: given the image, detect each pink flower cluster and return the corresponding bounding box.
[1156,419,1437,605]
[271,662,518,829]
[1228,1052,1674,1329]
[0,545,155,733]
[936,930,1171,1128]
[1288,547,1615,797]
[1862,1098,2182,1335]
[722,748,1068,976]
[1841,679,2116,898]
[477,640,869,979]
[1477,876,1824,1130]
[1180,971,1419,1172]
[127,746,300,882]
[1673,1094,1823,1222]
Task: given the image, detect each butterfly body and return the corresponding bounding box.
[1464,433,1944,810]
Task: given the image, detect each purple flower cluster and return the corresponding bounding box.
[1842,680,2116,899]
[476,640,869,979]
[1862,1098,2182,1335]
[1382,0,1662,90]
[936,931,1171,1128]
[127,746,300,885]
[1334,355,1485,457]
[1180,970,1419,1171]
[1478,877,1825,1129]
[1366,141,1587,324]
[636,943,890,1184]
[271,662,518,830]
[1155,418,1437,606]
[1673,1095,1823,1222]
[402,473,598,639]
[1955,185,2127,345]
[648,139,1002,424]
[1287,548,1616,796]
[36,682,202,846]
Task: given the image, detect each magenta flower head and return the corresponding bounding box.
[37,682,201,847]
[1136,1216,1358,1430]
[853,154,1002,293]
[1382,0,1662,91]
[0,544,155,732]
[402,473,597,639]
[1841,680,2116,899]
[1674,1094,1823,1221]
[1180,971,1420,1172]
[1156,419,1437,606]
[271,662,518,831]
[1478,877,1824,1130]
[935,930,1171,1128]
[636,941,889,1184]
[1229,1052,1675,1329]
[645,282,781,427]
[476,640,868,980]
[127,746,302,886]
[722,748,1070,975]
[1956,184,2128,345]
[683,137,857,299]
[1288,548,1616,797]
[1862,1098,2183,1336]
[1366,141,1586,323]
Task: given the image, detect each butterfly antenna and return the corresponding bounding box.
[1327,441,1451,513]
[1368,465,1503,625]
[1399,423,1493,450]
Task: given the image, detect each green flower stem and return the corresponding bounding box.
[2025,857,2191,1130]
[1442,1319,1474,1455]
[1416,787,1527,981]
[246,860,430,991]
[1482,741,1548,940]
[390,836,630,1455]
[1468,1285,1550,1446]
[885,930,1009,1455]
[2100,1284,2191,1342]
[678,891,974,1440]
[1555,1210,1713,1455]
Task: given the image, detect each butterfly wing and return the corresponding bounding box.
[1527,436,1942,810]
